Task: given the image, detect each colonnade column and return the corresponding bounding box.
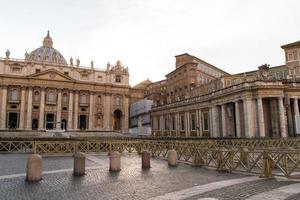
[56,90,62,130]
[243,98,254,138]
[278,97,287,138]
[211,106,219,138]
[185,111,190,137]
[257,97,265,137]
[294,98,299,134]
[198,110,203,137]
[19,87,26,129]
[0,86,7,129]
[88,93,94,130]
[234,101,241,138]
[73,91,79,130]
[26,87,33,130]
[67,91,73,131]
[221,104,227,137]
[196,110,199,136]
[38,88,45,130]
[175,112,179,136]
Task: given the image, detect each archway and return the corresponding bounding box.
[113,109,122,130]
[46,113,55,130]
[8,112,18,129]
[79,115,87,130]
[32,119,38,130]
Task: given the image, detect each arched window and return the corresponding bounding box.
[47,91,55,102]
[97,96,102,105]
[11,89,18,101]
[80,94,87,104]
[34,91,40,102]
[62,93,68,103]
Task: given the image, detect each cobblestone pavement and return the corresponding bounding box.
[0,153,300,200]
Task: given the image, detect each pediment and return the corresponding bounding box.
[26,69,75,82]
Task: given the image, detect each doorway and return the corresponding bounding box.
[113,109,122,130]
[32,119,38,130]
[8,112,18,129]
[79,115,87,130]
[46,113,55,129]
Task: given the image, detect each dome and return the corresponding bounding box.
[26,31,67,65]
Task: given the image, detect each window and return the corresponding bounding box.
[191,114,196,131]
[180,115,185,131]
[62,107,67,111]
[35,69,41,73]
[47,91,56,102]
[34,91,40,102]
[64,72,69,76]
[62,93,68,103]
[80,94,87,104]
[202,112,209,131]
[81,108,86,111]
[11,89,18,101]
[115,75,121,83]
[33,106,39,110]
[288,54,293,61]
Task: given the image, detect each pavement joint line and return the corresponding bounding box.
[147,176,261,200]
[246,182,300,200]
[0,166,102,180]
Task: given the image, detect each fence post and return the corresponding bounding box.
[261,151,272,178]
[240,147,249,170]
[216,150,223,171]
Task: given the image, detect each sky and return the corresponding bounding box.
[0,0,299,86]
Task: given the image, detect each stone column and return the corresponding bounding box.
[104,94,111,130]
[73,91,79,130]
[211,106,219,138]
[185,112,190,137]
[175,112,179,136]
[56,90,62,130]
[243,98,254,138]
[294,98,299,134]
[234,101,241,138]
[88,92,94,130]
[67,91,73,131]
[19,87,26,129]
[221,104,227,137]
[196,109,199,136]
[0,86,7,129]
[122,97,129,132]
[38,88,45,130]
[278,97,287,138]
[198,110,203,137]
[26,87,33,130]
[257,97,265,137]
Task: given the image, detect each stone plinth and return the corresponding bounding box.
[109,151,121,172]
[168,149,177,167]
[26,154,42,182]
[142,151,151,169]
[73,152,86,176]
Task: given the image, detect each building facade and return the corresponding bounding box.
[0,32,130,132]
[150,41,300,138]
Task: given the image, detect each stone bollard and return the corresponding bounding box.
[240,147,249,168]
[26,154,42,182]
[193,152,204,167]
[168,149,178,167]
[73,152,86,176]
[261,152,273,178]
[142,151,151,169]
[110,151,121,172]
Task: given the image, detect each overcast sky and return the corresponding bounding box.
[0,0,299,85]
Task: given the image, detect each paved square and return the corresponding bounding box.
[0,153,299,200]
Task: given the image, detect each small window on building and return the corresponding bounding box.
[115,75,121,83]
[115,96,121,106]
[34,91,40,102]
[98,75,103,79]
[64,72,69,76]
[81,108,86,111]
[33,106,39,110]
[80,94,87,104]
[288,54,293,61]
[10,105,17,109]
[62,107,67,111]
[36,69,41,73]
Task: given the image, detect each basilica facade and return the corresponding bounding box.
[0,32,130,132]
[150,41,300,138]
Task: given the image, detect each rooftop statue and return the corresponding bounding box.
[76,58,80,67]
[5,49,10,59]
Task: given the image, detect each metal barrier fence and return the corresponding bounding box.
[1,138,300,178]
